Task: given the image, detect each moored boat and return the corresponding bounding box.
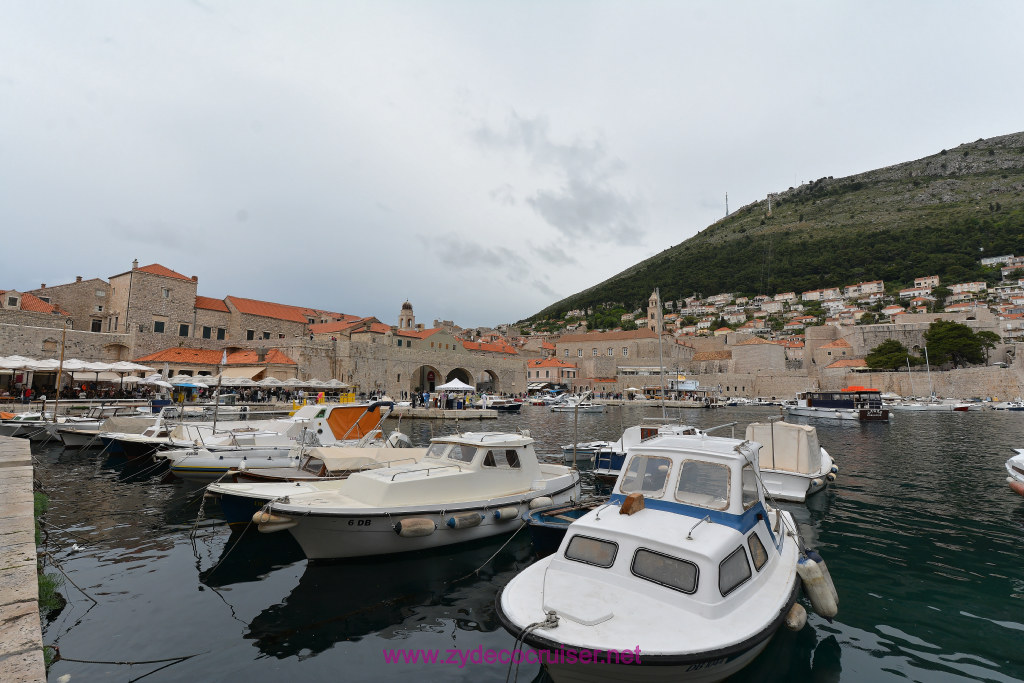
[253,431,581,559]
[1006,449,1024,497]
[785,386,889,422]
[746,420,837,502]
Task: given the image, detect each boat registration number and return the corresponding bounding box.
[347,519,372,526]
[686,657,728,672]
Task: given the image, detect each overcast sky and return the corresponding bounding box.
[3,2,1023,328]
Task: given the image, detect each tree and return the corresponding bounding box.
[922,320,987,368]
[977,330,1000,362]
[930,285,951,311]
[866,339,919,370]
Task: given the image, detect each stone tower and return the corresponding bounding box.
[647,289,662,335]
[399,300,415,330]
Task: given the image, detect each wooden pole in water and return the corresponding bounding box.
[51,318,72,422]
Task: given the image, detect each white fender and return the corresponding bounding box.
[797,556,838,620]
[395,518,436,537]
[492,507,520,521]
[446,512,484,529]
[529,496,554,510]
[785,603,807,631]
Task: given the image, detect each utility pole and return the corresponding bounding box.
[725,192,729,217]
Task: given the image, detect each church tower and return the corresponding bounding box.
[647,289,663,335]
[398,300,415,330]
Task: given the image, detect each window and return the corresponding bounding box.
[622,347,629,357]
[741,465,759,509]
[482,449,521,469]
[592,348,598,356]
[217,328,226,340]
[279,333,285,339]
[565,535,617,568]
[607,347,613,356]
[162,288,170,299]
[396,339,402,346]
[6,296,18,307]
[202,326,212,339]
[179,324,189,337]
[153,320,165,333]
[619,455,673,496]
[748,533,769,571]
[719,546,752,596]
[37,296,50,303]
[91,319,102,332]
[564,349,569,357]
[577,349,583,357]
[423,443,453,459]
[262,331,271,340]
[95,289,105,297]
[675,460,731,510]
[448,444,477,463]
[246,330,255,340]
[632,549,698,593]
[545,370,550,378]
[95,305,103,312]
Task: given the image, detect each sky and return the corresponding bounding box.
[3,2,1024,328]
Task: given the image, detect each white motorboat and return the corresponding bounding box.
[591,423,706,481]
[1006,449,1024,497]
[0,412,53,439]
[253,431,581,559]
[496,431,838,683]
[551,395,605,413]
[785,387,889,421]
[52,406,142,447]
[746,421,837,502]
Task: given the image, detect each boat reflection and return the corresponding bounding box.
[199,528,306,588]
[244,533,535,659]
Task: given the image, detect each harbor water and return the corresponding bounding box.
[34,405,1024,682]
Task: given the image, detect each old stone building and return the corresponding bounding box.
[28,277,110,332]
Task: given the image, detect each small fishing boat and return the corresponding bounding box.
[252,431,581,559]
[1006,449,1024,497]
[477,396,523,413]
[591,423,705,482]
[523,498,607,556]
[496,430,839,683]
[551,394,605,413]
[746,420,838,502]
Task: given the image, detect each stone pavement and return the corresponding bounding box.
[0,436,46,683]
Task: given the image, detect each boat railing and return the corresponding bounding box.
[704,421,738,438]
[390,463,462,480]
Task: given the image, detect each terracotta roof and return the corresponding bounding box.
[226,296,319,324]
[819,338,852,349]
[350,321,393,335]
[309,318,372,335]
[541,342,556,350]
[399,328,444,339]
[825,358,867,369]
[133,347,296,365]
[692,350,732,361]
[558,329,658,343]
[195,295,230,312]
[136,264,192,281]
[736,336,774,345]
[528,358,577,368]
[1,290,67,315]
[463,339,518,355]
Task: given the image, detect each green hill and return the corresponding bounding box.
[528,131,1024,321]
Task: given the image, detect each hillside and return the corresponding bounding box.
[529,131,1024,320]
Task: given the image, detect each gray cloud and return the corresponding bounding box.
[475,112,644,244]
[530,243,578,266]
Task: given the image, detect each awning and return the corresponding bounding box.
[219,366,264,379]
[527,383,550,390]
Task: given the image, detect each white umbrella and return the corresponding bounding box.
[283,378,307,387]
[324,378,349,388]
[304,377,325,387]
[110,361,155,372]
[257,377,284,386]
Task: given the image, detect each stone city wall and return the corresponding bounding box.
[0,323,130,361]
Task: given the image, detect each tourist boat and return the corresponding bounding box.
[1006,449,1024,497]
[746,420,838,502]
[496,430,838,683]
[206,446,428,524]
[785,386,889,421]
[551,395,605,413]
[252,431,581,559]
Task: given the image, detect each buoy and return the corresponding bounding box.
[252,511,297,533]
[785,603,807,631]
[825,472,837,482]
[493,507,520,521]
[395,518,436,537]
[805,549,839,606]
[797,556,838,621]
[529,497,554,510]
[446,512,484,529]
[1010,480,1024,497]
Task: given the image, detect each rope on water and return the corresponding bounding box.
[451,521,528,584]
[505,611,559,683]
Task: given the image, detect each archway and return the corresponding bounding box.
[413,365,441,392]
[478,369,499,393]
[445,367,473,386]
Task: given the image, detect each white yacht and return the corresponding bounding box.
[497,431,837,682]
[253,431,581,559]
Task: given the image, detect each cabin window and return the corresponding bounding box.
[741,464,759,509]
[631,548,698,594]
[423,443,452,459]
[482,449,521,469]
[719,546,752,596]
[448,444,477,463]
[619,455,672,496]
[301,458,325,475]
[314,409,326,418]
[674,460,731,511]
[565,535,617,568]
[747,533,769,571]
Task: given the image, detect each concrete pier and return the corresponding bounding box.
[0,436,46,683]
[391,407,498,419]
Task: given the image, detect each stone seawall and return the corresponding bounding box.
[0,436,46,682]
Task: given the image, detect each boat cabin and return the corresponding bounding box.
[796,387,883,410]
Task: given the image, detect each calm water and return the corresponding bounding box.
[35,405,1024,682]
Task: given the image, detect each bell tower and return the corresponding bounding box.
[399,300,415,330]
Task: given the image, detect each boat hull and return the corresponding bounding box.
[785,406,888,421]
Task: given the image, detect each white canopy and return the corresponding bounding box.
[435,378,475,392]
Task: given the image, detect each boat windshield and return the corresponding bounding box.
[423,443,453,459]
[619,455,672,496]
[448,444,478,463]
[675,460,731,510]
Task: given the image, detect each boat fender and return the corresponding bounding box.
[785,603,807,631]
[446,512,485,529]
[830,465,839,475]
[252,511,297,533]
[238,461,247,471]
[394,518,436,537]
[797,557,838,621]
[493,506,520,521]
[386,431,413,448]
[529,497,554,510]
[805,549,839,606]
[1009,480,1024,497]
[825,472,837,482]
[811,477,824,490]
